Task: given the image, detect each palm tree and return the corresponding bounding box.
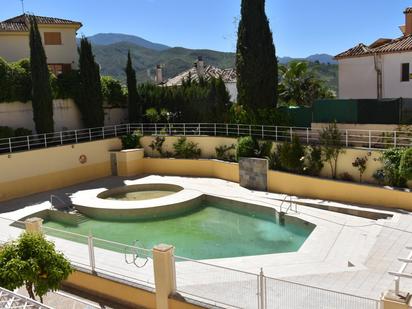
[278,61,334,106]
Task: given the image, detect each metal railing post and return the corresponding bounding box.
[368,130,372,149]
[237,124,240,136]
[87,233,96,272]
[114,125,117,137]
[75,130,78,143]
[60,131,63,145]
[226,123,229,136]
[141,123,144,135]
[306,128,309,144]
[102,127,105,139]
[27,136,30,150]
[345,130,348,147]
[169,123,172,135]
[214,123,217,136]
[394,131,397,147]
[183,123,185,136]
[127,124,131,134]
[88,129,92,141]
[8,138,12,153]
[198,123,201,135]
[259,268,266,309]
[261,126,264,139]
[275,126,278,141]
[249,125,252,136]
[44,133,47,148]
[290,127,293,141]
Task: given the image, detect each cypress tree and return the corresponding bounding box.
[236,0,278,110]
[29,15,54,133]
[125,51,139,122]
[78,37,104,127]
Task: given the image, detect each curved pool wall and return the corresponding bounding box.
[97,183,183,200]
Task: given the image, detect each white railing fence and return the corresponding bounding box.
[0,217,381,309]
[0,123,411,154]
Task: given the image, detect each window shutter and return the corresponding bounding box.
[401,63,410,82]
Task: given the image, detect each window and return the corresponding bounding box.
[401,63,410,82]
[48,64,71,76]
[44,32,62,45]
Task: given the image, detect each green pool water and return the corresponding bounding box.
[43,201,314,260]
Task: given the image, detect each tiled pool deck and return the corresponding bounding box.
[0,175,411,303]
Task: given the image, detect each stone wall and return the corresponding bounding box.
[239,158,268,191]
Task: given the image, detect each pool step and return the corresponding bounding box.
[48,209,89,226]
[69,211,89,224]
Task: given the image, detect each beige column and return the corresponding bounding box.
[24,217,43,233]
[153,244,176,309]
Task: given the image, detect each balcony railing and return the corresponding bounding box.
[0,123,411,154]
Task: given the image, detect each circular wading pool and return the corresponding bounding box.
[97,183,183,201]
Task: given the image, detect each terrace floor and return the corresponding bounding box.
[0,175,411,306]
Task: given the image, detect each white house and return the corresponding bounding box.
[335,8,412,99]
[161,57,238,102]
[0,14,82,75]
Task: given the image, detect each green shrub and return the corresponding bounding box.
[278,135,305,174]
[215,144,236,161]
[173,137,201,159]
[352,156,368,183]
[101,76,127,107]
[0,126,15,138]
[121,130,142,150]
[400,148,412,180]
[339,172,354,182]
[54,70,80,100]
[380,148,407,187]
[320,122,345,179]
[14,127,32,137]
[236,136,258,159]
[149,135,166,157]
[305,146,323,176]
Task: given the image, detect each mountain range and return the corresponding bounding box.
[85,33,338,90]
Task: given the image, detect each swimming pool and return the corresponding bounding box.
[43,198,314,260]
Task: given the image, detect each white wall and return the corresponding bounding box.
[225,82,238,102]
[338,56,377,99]
[0,99,128,132]
[0,26,78,67]
[382,52,412,98]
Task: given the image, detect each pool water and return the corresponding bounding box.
[105,190,176,201]
[43,201,314,260]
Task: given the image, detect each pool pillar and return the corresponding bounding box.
[153,244,176,309]
[24,217,43,234]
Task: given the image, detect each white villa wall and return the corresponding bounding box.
[0,99,127,132]
[0,26,78,66]
[225,82,238,102]
[338,56,377,99]
[382,52,412,98]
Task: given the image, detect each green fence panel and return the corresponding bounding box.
[401,98,412,124]
[313,99,358,123]
[357,99,400,124]
[277,106,312,127]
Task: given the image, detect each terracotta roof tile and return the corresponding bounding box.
[0,14,82,32]
[165,65,236,86]
[335,35,412,59]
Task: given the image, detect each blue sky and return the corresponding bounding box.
[1,0,411,57]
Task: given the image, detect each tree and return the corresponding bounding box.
[77,37,104,127]
[29,15,54,133]
[236,0,277,110]
[320,122,345,179]
[125,51,139,122]
[0,232,73,302]
[400,148,412,180]
[278,61,334,106]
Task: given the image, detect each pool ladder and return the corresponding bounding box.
[279,195,298,214]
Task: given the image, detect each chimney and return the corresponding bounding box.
[196,56,204,77]
[404,8,412,35]
[155,64,163,84]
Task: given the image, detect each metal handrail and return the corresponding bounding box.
[0,123,411,154]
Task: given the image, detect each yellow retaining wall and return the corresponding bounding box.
[114,149,145,177]
[140,136,237,159]
[268,170,412,210]
[63,270,203,309]
[0,138,121,201]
